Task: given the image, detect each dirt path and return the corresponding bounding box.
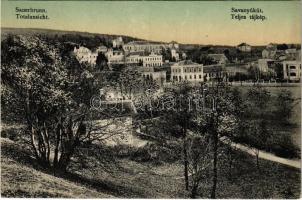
[220,136,301,169]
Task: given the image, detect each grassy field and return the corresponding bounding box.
[1,137,300,198]
[235,85,301,148]
[1,138,113,198]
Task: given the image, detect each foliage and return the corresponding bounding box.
[274,89,295,122]
[1,34,121,173]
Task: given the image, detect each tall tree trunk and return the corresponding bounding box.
[183,136,189,191]
[190,182,199,198]
[53,119,62,172]
[211,124,218,199]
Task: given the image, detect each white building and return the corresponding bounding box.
[96,45,108,53]
[171,60,203,82]
[237,43,252,52]
[143,53,163,67]
[140,67,166,86]
[283,60,301,82]
[126,52,163,67]
[123,41,163,54]
[74,46,98,65]
[105,48,125,64]
[112,37,124,48]
[171,48,180,61]
[258,59,274,72]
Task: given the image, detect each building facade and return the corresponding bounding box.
[171,60,203,82]
[203,65,226,82]
[112,37,124,48]
[105,49,125,64]
[74,46,98,65]
[126,52,163,67]
[237,43,252,52]
[258,59,275,72]
[171,49,180,61]
[123,41,163,54]
[283,60,301,82]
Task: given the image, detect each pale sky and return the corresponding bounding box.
[1,1,301,45]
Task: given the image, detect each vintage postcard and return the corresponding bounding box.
[1,0,301,198]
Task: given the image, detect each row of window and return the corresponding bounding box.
[172,67,202,73]
[144,63,162,67]
[285,65,302,70]
[172,74,202,81]
[145,57,162,61]
[124,45,161,51]
[127,57,162,63]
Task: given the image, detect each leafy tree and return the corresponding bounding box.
[160,82,194,190]
[186,135,212,198]
[1,34,120,173]
[161,47,171,62]
[273,63,284,82]
[118,67,143,99]
[189,83,237,198]
[95,52,108,71]
[200,55,217,65]
[275,89,296,123]
[277,43,288,50]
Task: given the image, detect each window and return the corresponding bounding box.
[185,76,187,80]
[194,75,196,79]
[290,72,297,77]
[199,75,202,79]
[290,66,296,70]
[190,75,192,79]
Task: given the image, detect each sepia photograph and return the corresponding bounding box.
[1,0,301,198]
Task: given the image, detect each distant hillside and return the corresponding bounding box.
[1,27,300,50]
[1,27,147,49]
[1,27,141,42]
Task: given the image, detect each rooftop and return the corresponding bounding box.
[173,60,200,66]
[125,40,163,46]
[237,43,251,47]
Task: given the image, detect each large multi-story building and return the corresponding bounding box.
[123,41,163,54]
[283,60,301,82]
[74,46,98,65]
[126,52,163,67]
[171,60,203,82]
[142,52,163,67]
